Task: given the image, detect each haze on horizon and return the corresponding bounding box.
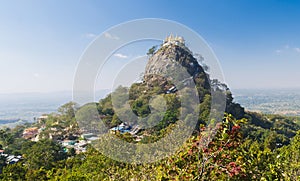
[1,0,300,94]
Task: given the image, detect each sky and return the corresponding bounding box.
[1,0,300,94]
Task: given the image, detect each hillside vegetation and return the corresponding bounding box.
[0,39,299,180]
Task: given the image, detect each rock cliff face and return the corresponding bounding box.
[144,39,210,100]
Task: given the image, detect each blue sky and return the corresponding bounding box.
[1,0,300,93]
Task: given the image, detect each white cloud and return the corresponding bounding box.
[114,53,128,59]
[284,44,290,49]
[275,45,289,54]
[104,32,119,40]
[84,33,97,39]
[33,73,40,78]
[294,47,300,53]
[275,45,300,55]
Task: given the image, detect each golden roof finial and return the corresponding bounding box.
[170,33,173,40]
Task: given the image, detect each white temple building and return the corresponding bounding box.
[163,34,192,54]
[163,34,185,47]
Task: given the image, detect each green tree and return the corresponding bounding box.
[25,167,48,181]
[0,155,6,173]
[0,129,14,147]
[1,162,27,181]
[58,102,77,119]
[278,131,300,180]
[24,139,67,170]
[147,45,157,56]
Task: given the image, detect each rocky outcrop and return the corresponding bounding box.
[144,40,210,100]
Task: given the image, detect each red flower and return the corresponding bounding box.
[229,162,236,167]
[231,125,240,132]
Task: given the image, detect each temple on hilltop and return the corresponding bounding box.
[163,34,185,47]
[163,34,192,54]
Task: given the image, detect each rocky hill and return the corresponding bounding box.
[144,35,210,101]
